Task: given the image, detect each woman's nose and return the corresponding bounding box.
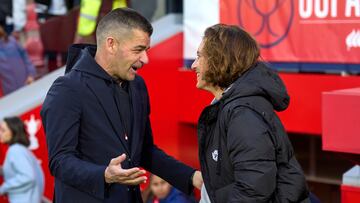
[191,60,197,70]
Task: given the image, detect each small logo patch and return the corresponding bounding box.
[212,150,218,162]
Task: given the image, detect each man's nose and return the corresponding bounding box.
[140,51,149,64]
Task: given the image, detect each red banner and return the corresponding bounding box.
[220,0,360,63]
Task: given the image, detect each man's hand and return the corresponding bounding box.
[192,170,203,190]
[104,154,147,185]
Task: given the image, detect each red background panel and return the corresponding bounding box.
[342,185,360,203]
[278,74,360,135]
[322,88,360,154]
[139,33,186,158]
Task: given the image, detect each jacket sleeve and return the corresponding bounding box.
[40,76,107,199]
[223,107,277,202]
[139,83,195,195]
[0,147,36,194]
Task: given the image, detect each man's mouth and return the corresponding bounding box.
[131,66,138,71]
[131,63,144,72]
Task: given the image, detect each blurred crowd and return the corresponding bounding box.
[0,0,158,97]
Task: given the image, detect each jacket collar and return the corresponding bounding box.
[220,62,290,112]
[66,44,115,83]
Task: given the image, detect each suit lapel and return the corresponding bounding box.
[86,79,131,155]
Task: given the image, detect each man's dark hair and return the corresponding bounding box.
[4,117,30,147]
[96,8,153,45]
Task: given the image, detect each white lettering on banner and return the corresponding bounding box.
[345,0,360,17]
[299,0,313,18]
[299,0,338,18]
[332,0,338,17]
[346,29,360,50]
[24,114,41,150]
[299,0,360,19]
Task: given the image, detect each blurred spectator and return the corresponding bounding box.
[0,116,44,203]
[35,0,79,72]
[0,24,36,95]
[23,3,44,69]
[35,0,76,23]
[12,0,27,41]
[145,175,196,203]
[0,0,27,38]
[0,0,13,34]
[74,0,127,44]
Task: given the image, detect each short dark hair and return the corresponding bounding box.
[4,117,30,147]
[202,24,260,89]
[96,8,153,45]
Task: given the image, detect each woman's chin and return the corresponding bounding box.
[196,82,210,91]
[196,81,205,90]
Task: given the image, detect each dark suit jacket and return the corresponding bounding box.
[41,45,195,203]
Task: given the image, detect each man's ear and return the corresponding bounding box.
[106,37,117,55]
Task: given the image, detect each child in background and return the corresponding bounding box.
[146,175,196,203]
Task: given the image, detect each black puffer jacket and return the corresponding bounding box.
[198,62,309,203]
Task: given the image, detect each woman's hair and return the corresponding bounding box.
[3,117,30,147]
[202,24,260,89]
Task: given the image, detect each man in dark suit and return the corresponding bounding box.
[41,8,202,203]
